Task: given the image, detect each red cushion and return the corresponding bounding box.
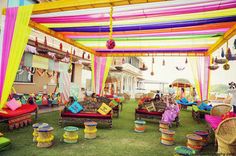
[0,104,37,118]
[61,111,112,119]
[135,108,164,116]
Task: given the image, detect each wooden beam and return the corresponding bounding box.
[98,52,206,57]
[29,20,98,55]
[2,0,169,15]
[206,24,236,55]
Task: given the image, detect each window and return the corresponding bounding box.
[15,66,33,83]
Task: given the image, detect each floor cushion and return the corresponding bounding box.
[68,101,83,114]
[0,137,11,151]
[61,111,111,119]
[205,114,222,130]
[7,98,21,111]
[0,104,37,118]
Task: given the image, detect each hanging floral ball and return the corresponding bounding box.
[106,39,116,49]
[223,63,230,70]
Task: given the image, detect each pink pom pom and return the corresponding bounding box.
[106,39,116,49]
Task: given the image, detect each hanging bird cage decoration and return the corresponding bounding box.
[36,36,49,54]
[106,6,116,49]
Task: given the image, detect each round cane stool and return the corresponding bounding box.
[134,120,146,133]
[32,123,49,142]
[186,134,203,152]
[161,129,175,146]
[84,121,97,139]
[194,130,209,146]
[159,121,169,132]
[63,126,79,143]
[37,125,54,148]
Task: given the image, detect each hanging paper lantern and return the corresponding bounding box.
[221,48,225,58]
[223,63,230,70]
[106,39,116,49]
[185,58,188,64]
[162,59,165,66]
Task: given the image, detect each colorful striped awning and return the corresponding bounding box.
[29,0,236,56]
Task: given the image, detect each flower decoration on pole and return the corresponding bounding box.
[106,6,115,49]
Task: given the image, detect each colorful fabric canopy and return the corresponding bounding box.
[30,0,236,56]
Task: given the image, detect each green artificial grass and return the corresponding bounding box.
[0,100,215,156]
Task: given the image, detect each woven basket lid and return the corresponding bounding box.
[64,126,79,132]
[194,130,209,136]
[186,134,202,141]
[84,121,98,126]
[32,123,49,128]
[162,129,175,135]
[134,120,146,125]
[38,125,54,132]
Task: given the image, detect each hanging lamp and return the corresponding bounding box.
[106,6,115,49]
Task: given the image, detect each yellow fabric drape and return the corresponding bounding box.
[189,57,201,100]
[91,54,95,93]
[0,5,33,108]
[101,57,112,94]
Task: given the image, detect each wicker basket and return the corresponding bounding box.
[210,104,232,116]
[215,117,236,154]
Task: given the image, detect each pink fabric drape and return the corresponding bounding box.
[0,8,18,99]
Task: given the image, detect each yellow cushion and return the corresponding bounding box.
[0,110,8,114]
[16,100,22,107]
[97,103,112,115]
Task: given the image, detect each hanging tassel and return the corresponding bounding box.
[73,49,76,55]
[82,52,85,59]
[212,57,215,64]
[221,48,225,58]
[60,43,63,51]
[162,59,165,66]
[143,64,145,68]
[35,37,38,47]
[234,39,236,49]
[88,54,90,59]
[122,58,125,64]
[44,36,47,47]
[215,57,218,63]
[185,58,188,64]
[114,60,116,65]
[152,57,154,64]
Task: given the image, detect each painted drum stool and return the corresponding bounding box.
[186,134,203,152]
[159,121,169,132]
[134,120,146,133]
[84,121,97,139]
[37,125,54,148]
[161,129,175,146]
[174,146,196,156]
[32,123,49,142]
[63,126,79,143]
[194,130,209,146]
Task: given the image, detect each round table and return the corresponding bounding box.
[194,130,209,146]
[37,125,54,148]
[161,129,175,146]
[32,123,49,142]
[84,121,97,139]
[186,134,202,151]
[134,120,146,133]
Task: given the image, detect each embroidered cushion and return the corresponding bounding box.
[97,103,112,115]
[7,98,21,111]
[68,101,83,114]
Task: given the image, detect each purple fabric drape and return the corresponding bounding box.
[0,7,18,99]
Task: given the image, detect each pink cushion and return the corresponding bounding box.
[205,114,222,130]
[7,98,21,111]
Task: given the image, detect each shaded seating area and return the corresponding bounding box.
[192,104,211,122]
